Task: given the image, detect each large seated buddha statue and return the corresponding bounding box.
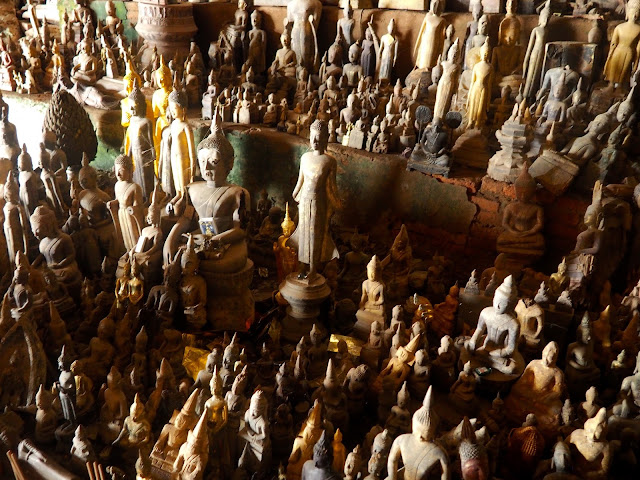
[461,275,525,379]
[186,108,254,331]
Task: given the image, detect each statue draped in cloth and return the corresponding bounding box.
[289,119,340,281]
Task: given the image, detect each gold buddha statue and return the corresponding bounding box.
[274,202,297,283]
[152,56,172,173]
[120,59,144,154]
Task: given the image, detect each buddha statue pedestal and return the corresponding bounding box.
[529,150,580,196]
[487,114,531,183]
[452,128,491,170]
[200,257,255,332]
[135,2,197,66]
[279,273,331,343]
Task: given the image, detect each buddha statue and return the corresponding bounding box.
[274,203,298,283]
[567,408,613,478]
[387,387,450,480]
[159,86,195,207]
[70,41,98,86]
[100,366,128,444]
[108,154,144,252]
[173,411,209,480]
[186,109,254,331]
[449,361,477,416]
[29,205,82,300]
[17,143,43,215]
[431,284,459,338]
[496,164,545,266]
[289,119,340,281]
[354,255,385,339]
[286,0,322,72]
[151,56,171,167]
[247,10,267,75]
[522,1,552,100]
[433,39,461,124]
[463,275,525,377]
[505,341,566,440]
[549,258,569,300]
[126,84,156,203]
[493,0,522,90]
[466,39,493,130]
[35,385,56,444]
[239,390,271,473]
[301,430,340,480]
[113,393,153,458]
[413,0,447,73]
[179,235,207,331]
[378,19,399,83]
[565,314,601,400]
[373,335,421,394]
[619,352,640,409]
[507,415,546,473]
[604,0,640,89]
[3,172,29,269]
[381,225,412,301]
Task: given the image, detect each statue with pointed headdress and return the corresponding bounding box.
[127,81,156,202]
[131,184,163,287]
[3,171,29,269]
[173,410,209,480]
[179,235,207,331]
[387,386,450,480]
[353,255,385,340]
[109,154,144,252]
[464,275,525,377]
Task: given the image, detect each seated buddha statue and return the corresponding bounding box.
[496,164,544,266]
[186,108,254,331]
[492,0,522,92]
[565,314,600,400]
[505,341,566,440]
[462,275,525,377]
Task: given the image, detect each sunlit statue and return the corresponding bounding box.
[108,154,144,252]
[466,39,493,130]
[604,0,640,89]
[289,119,340,281]
[463,275,525,376]
[522,1,552,100]
[414,0,447,72]
[152,56,171,169]
[387,387,449,480]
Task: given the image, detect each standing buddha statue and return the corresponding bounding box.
[152,56,171,171]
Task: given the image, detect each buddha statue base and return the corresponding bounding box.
[529,150,580,196]
[404,68,431,90]
[452,128,491,170]
[353,309,385,341]
[199,258,255,332]
[279,273,331,343]
[487,123,530,183]
[459,346,525,382]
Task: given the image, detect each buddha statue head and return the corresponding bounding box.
[168,85,187,122]
[181,235,199,276]
[3,171,17,203]
[280,31,291,50]
[493,275,517,314]
[130,393,146,421]
[542,341,559,367]
[30,205,57,240]
[539,0,552,27]
[114,154,133,182]
[281,202,295,237]
[627,0,640,22]
[506,0,517,14]
[584,407,607,442]
[480,37,491,62]
[348,42,361,64]
[147,184,161,227]
[413,386,438,441]
[431,0,445,15]
[478,14,489,36]
[577,313,592,344]
[249,389,266,419]
[310,119,329,153]
[197,109,234,188]
[209,365,223,397]
[129,82,146,119]
[448,38,460,64]
[155,55,171,91]
[77,153,96,189]
[515,162,536,202]
[366,255,381,282]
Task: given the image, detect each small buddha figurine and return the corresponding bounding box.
[343,43,363,89]
[173,410,209,480]
[314,360,348,434]
[35,385,57,444]
[179,235,207,331]
[507,414,546,473]
[604,0,640,89]
[565,314,601,400]
[414,0,447,73]
[496,164,545,265]
[493,0,522,87]
[579,386,601,422]
[343,445,362,480]
[3,172,29,268]
[515,299,545,359]
[331,429,346,475]
[100,366,128,444]
[354,255,385,339]
[505,341,566,439]
[549,258,569,300]
[288,399,325,480]
[240,390,271,472]
[543,440,581,480]
[159,86,195,207]
[464,275,524,376]
[38,144,67,219]
[382,225,412,301]
[70,425,96,470]
[151,56,171,163]
[71,41,98,85]
[30,205,82,299]
[385,382,411,437]
[378,19,399,83]
[268,32,298,96]
[619,352,640,408]
[361,320,384,370]
[522,1,552,100]
[373,335,421,394]
[114,393,153,458]
[17,143,44,215]
[449,361,478,416]
[431,283,459,337]
[108,154,144,252]
[274,203,297,283]
[567,408,613,478]
[433,39,460,122]
[126,84,156,202]
[387,387,449,480]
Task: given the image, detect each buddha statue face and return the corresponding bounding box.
[281,33,291,50]
[348,45,359,64]
[198,145,230,187]
[310,122,328,153]
[169,98,185,122]
[114,156,133,182]
[627,2,640,22]
[412,412,435,442]
[251,10,261,29]
[542,342,558,367]
[585,413,606,442]
[478,15,489,36]
[30,207,56,240]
